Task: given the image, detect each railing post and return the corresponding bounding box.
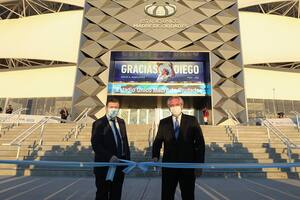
[266,127,271,146]
[149,125,153,147]
[291,111,300,132]
[225,126,230,143]
[296,114,300,132]
[235,127,239,143]
[264,118,299,173]
[75,123,79,139]
[16,145,21,160]
[85,113,88,127]
[39,124,45,146]
[63,108,90,140]
[16,111,21,126]
[226,126,235,144]
[154,123,158,145]
[287,144,291,163]
[286,144,296,172]
[151,124,155,146]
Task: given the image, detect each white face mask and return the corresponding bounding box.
[107,108,119,119]
[170,106,182,117]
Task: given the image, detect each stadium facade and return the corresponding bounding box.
[0,0,300,125]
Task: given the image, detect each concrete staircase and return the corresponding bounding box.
[0,123,299,178]
[205,126,300,178]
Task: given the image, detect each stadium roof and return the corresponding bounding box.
[0,0,84,7]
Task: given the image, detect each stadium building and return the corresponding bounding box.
[0,0,300,125]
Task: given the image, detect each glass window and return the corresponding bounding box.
[46,98,55,115]
[264,99,276,117]
[293,101,300,113]
[139,109,148,124]
[36,98,46,115]
[129,109,137,124]
[120,109,129,124]
[0,98,6,113]
[7,99,22,112]
[148,109,155,125]
[26,99,33,115]
[276,100,284,114]
[2,97,71,116]
[32,98,38,115]
[248,98,300,120]
[283,100,293,117]
[247,99,265,121]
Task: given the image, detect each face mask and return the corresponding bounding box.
[170,106,182,117]
[107,108,119,119]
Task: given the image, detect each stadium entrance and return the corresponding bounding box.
[108,96,211,125]
[73,0,248,125]
[107,51,212,124]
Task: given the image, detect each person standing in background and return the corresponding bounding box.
[202,107,209,125]
[5,105,13,114]
[59,107,69,123]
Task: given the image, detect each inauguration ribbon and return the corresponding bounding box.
[1,160,300,181]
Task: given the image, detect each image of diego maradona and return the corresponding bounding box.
[156,62,175,82]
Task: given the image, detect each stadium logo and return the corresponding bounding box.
[144,0,177,18]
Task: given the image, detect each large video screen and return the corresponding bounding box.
[108,52,210,96]
[114,61,204,82]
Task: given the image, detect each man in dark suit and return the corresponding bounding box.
[152,96,205,200]
[91,97,130,200]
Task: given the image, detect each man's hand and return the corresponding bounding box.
[152,157,159,172]
[109,155,119,163]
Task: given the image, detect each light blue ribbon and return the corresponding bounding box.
[106,159,136,181]
[1,160,300,181]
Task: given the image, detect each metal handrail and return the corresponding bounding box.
[148,122,158,146]
[265,119,297,147]
[64,108,91,140]
[74,108,89,122]
[262,119,300,164]
[1,108,91,159]
[76,108,90,123]
[291,111,300,132]
[2,116,65,159]
[0,108,27,122]
[148,123,154,146]
[228,110,241,125]
[74,108,91,139]
[225,125,238,144]
[224,110,240,142]
[0,108,28,132]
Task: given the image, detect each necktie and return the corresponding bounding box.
[174,118,180,140]
[111,119,123,157]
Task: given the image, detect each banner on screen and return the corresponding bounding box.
[108,83,211,96]
[109,61,210,96]
[112,61,204,83]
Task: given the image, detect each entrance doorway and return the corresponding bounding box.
[110,96,211,125]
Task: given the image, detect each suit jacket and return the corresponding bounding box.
[91,115,130,174]
[152,114,205,163]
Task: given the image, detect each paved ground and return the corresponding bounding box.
[0,176,299,200]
